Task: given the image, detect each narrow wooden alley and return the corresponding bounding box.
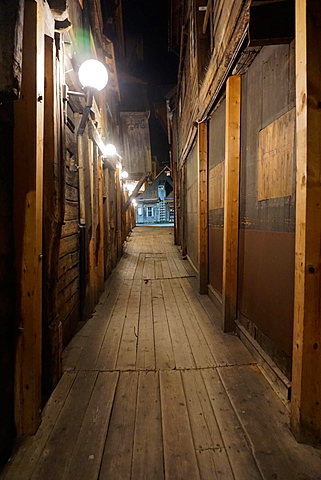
[2,227,321,480]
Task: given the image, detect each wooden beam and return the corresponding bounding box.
[198,122,208,294]
[291,0,321,443]
[122,172,150,213]
[115,167,122,259]
[222,75,241,333]
[13,0,44,434]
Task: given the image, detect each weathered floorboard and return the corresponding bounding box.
[3,227,321,480]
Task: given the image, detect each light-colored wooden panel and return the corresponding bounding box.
[170,278,216,368]
[13,0,44,434]
[258,108,295,201]
[132,371,163,479]
[136,280,155,369]
[99,372,139,480]
[95,278,131,371]
[181,369,224,450]
[202,367,262,480]
[152,280,175,370]
[291,0,321,443]
[161,279,196,369]
[209,162,224,210]
[222,75,241,332]
[160,370,200,480]
[116,280,140,370]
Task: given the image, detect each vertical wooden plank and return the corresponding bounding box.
[160,370,200,480]
[222,75,241,333]
[42,34,63,393]
[99,372,139,480]
[115,166,122,259]
[97,156,105,288]
[181,164,187,256]
[62,372,119,480]
[291,0,321,443]
[131,371,164,479]
[13,0,44,434]
[198,122,208,294]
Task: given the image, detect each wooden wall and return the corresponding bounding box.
[185,143,198,271]
[0,0,134,462]
[120,112,152,178]
[208,99,225,297]
[177,0,247,160]
[238,43,296,378]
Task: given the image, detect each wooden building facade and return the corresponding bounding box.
[0,0,135,464]
[170,0,321,443]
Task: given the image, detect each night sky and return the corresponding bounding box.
[122,0,178,85]
[122,0,179,165]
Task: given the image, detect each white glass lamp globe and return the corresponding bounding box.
[78,59,108,91]
[121,170,129,179]
[105,143,117,156]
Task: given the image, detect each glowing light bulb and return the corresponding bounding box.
[105,143,117,156]
[121,170,129,179]
[78,59,108,91]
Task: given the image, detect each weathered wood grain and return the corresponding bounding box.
[160,370,200,480]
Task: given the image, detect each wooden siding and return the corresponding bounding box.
[209,162,224,210]
[186,143,198,270]
[237,44,296,376]
[208,100,225,296]
[258,108,295,201]
[177,0,248,160]
[120,112,152,177]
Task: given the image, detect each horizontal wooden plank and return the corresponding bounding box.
[59,233,78,258]
[61,220,78,238]
[58,251,79,278]
[64,200,78,221]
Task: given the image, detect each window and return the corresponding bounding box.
[138,207,143,216]
[147,206,153,217]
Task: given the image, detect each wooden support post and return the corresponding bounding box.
[291,0,321,443]
[115,167,122,259]
[97,157,105,290]
[198,122,208,294]
[13,0,44,434]
[222,75,241,333]
[181,164,187,257]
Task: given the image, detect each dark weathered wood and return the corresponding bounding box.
[0,372,76,480]
[99,372,139,480]
[30,371,98,480]
[13,0,44,434]
[198,122,209,294]
[62,372,119,480]
[291,0,321,443]
[0,1,24,100]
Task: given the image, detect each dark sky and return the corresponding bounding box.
[122,0,178,86]
[121,0,178,166]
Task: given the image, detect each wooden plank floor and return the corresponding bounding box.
[2,226,321,480]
